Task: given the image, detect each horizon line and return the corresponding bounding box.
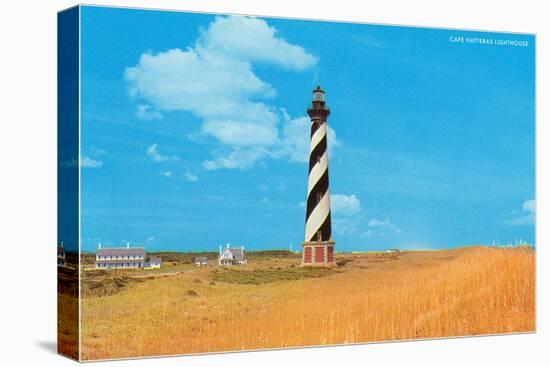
[76,243,535,254]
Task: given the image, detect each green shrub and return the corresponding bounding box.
[211,267,334,285]
[186,289,199,297]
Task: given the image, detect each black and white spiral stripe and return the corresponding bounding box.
[305,118,332,242]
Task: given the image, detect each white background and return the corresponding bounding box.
[0,0,547,366]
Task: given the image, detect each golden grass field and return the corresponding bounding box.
[76,246,534,360]
[57,265,79,360]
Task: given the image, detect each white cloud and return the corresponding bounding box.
[329,194,361,235]
[202,146,269,170]
[277,183,287,192]
[184,172,198,182]
[197,15,317,71]
[161,171,172,178]
[125,15,321,170]
[61,159,76,168]
[523,199,535,214]
[146,144,179,162]
[258,183,270,192]
[507,199,535,226]
[89,147,107,156]
[202,118,278,146]
[333,216,361,236]
[331,194,361,216]
[81,157,103,168]
[137,104,163,120]
[363,218,402,238]
[126,48,273,114]
[62,156,103,169]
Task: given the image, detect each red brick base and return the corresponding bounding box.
[301,241,336,266]
[327,245,334,263]
[304,246,312,263]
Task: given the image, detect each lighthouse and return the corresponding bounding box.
[301,86,336,266]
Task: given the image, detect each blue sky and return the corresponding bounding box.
[77,6,535,252]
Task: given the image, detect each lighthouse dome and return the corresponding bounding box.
[313,86,325,102]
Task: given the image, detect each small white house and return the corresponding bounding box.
[145,257,162,269]
[194,256,209,266]
[57,242,66,267]
[218,244,247,266]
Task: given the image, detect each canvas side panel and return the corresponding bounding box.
[57,6,80,361]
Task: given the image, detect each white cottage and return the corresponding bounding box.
[57,242,66,267]
[145,257,162,269]
[218,244,247,266]
[194,256,209,267]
